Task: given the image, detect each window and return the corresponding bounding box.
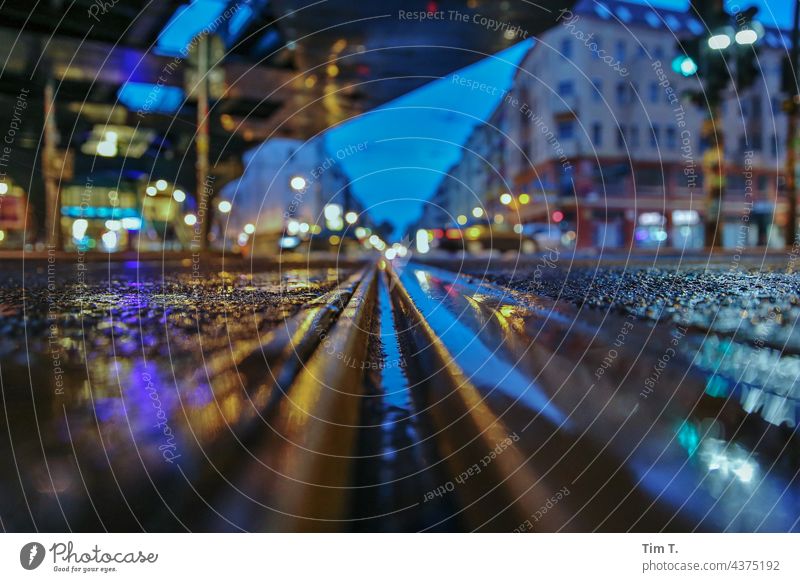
[666,127,677,148]
[741,99,751,116]
[616,82,628,105]
[592,122,603,146]
[630,125,640,148]
[649,82,660,103]
[614,40,626,63]
[687,18,704,35]
[751,96,762,116]
[592,78,603,102]
[558,119,575,140]
[595,5,612,19]
[561,38,573,59]
[645,11,660,28]
[740,133,762,152]
[558,80,575,97]
[593,36,602,59]
[665,15,681,31]
[650,124,660,148]
[617,125,626,149]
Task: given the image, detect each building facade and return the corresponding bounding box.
[434,0,791,249]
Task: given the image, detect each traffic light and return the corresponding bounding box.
[734,6,761,91]
[736,49,759,90]
[674,5,762,108]
[672,38,700,76]
[704,49,731,107]
[691,0,728,29]
[782,54,798,96]
[682,90,705,108]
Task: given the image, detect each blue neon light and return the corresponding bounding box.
[226,5,253,42]
[118,82,185,115]
[61,206,140,219]
[156,0,228,57]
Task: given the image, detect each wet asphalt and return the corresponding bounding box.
[0,253,798,531]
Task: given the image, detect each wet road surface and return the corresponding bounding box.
[0,254,798,531]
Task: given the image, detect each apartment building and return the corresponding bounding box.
[435,0,791,249]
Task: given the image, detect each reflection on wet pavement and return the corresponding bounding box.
[0,264,350,530]
[688,335,800,428]
[353,272,458,531]
[409,264,800,532]
[479,264,800,352]
[2,258,798,532]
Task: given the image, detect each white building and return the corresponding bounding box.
[440,0,791,248]
[217,136,358,243]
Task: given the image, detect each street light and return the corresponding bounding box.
[500,193,513,205]
[735,28,758,45]
[217,200,232,213]
[172,189,186,202]
[416,229,430,254]
[735,7,764,46]
[101,231,118,250]
[472,207,484,218]
[184,214,197,226]
[675,4,763,248]
[145,186,157,197]
[707,32,732,50]
[155,179,168,191]
[72,218,88,240]
[324,204,342,221]
[243,223,255,234]
[96,141,116,157]
[122,217,142,230]
[678,57,698,77]
[345,211,358,224]
[290,176,307,191]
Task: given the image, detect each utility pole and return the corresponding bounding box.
[42,78,61,250]
[676,0,762,249]
[785,0,800,249]
[703,109,725,249]
[195,34,212,252]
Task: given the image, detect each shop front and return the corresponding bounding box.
[0,180,31,248]
[60,182,140,252]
